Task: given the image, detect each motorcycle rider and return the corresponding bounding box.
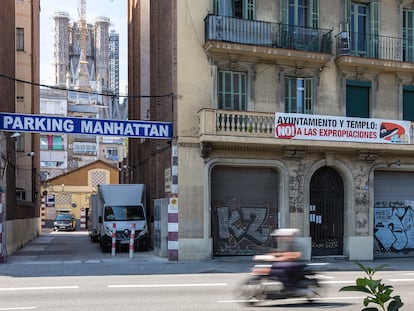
[268,228,303,291]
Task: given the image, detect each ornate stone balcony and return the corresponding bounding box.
[198,108,414,158]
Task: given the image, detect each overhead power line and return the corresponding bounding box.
[0,73,174,99]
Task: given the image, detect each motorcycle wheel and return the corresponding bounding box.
[239,276,265,306]
[304,279,321,303]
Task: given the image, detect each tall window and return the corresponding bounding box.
[16,27,24,51]
[403,9,414,62]
[280,0,319,50]
[285,77,312,114]
[213,0,255,19]
[345,0,379,57]
[280,0,319,28]
[40,135,63,150]
[346,80,370,118]
[289,0,308,27]
[218,70,247,111]
[350,3,368,55]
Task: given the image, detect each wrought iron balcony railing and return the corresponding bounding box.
[336,31,414,62]
[205,14,333,54]
[204,15,414,64]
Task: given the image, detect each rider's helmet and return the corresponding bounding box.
[270,228,300,252]
[270,228,300,237]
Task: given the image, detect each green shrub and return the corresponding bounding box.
[339,262,403,311]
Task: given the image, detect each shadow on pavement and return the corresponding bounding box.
[0,229,252,277]
[256,302,354,308]
[2,229,414,278]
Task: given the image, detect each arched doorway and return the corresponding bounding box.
[310,167,344,256]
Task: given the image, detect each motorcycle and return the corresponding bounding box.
[239,254,327,305]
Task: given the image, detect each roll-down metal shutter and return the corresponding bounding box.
[374,171,414,257]
[211,166,279,256]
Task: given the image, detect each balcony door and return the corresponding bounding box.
[288,0,308,27]
[280,0,319,50]
[350,3,368,56]
[213,0,255,20]
[348,0,379,58]
[403,9,414,62]
[281,0,319,28]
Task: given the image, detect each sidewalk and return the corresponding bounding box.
[1,229,413,277]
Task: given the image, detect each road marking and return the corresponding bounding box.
[0,286,78,291]
[321,278,414,284]
[319,280,354,284]
[219,296,365,303]
[108,283,228,288]
[0,308,36,310]
[299,296,364,301]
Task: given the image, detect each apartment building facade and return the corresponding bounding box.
[129,0,414,261]
[0,0,40,261]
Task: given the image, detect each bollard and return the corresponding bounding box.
[40,196,46,228]
[129,223,136,259]
[111,223,116,256]
[80,208,86,229]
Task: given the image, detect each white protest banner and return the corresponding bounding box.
[275,113,411,144]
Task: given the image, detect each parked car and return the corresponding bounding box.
[53,214,76,231]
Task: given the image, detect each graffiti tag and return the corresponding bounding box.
[312,239,339,249]
[374,201,414,254]
[216,206,271,244]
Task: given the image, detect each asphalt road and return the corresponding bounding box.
[1,271,413,310]
[1,230,414,310]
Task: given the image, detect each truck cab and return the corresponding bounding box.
[95,184,150,253]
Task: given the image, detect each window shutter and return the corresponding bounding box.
[213,0,219,14]
[243,0,255,20]
[280,0,288,25]
[344,0,351,24]
[217,0,232,16]
[370,1,379,36]
[369,1,379,57]
[304,78,313,114]
[346,80,371,118]
[309,0,319,28]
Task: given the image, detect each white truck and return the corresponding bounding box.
[94,184,150,253]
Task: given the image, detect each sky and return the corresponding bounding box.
[39,0,128,93]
